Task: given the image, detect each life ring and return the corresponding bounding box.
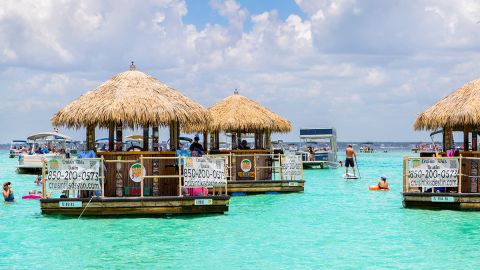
[22,194,42,199]
[369,185,390,191]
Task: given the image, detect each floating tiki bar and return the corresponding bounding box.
[42,63,229,216]
[186,90,304,194]
[404,79,480,210]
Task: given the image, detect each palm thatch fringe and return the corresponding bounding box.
[51,69,210,128]
[184,92,291,133]
[414,79,480,130]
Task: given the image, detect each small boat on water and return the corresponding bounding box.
[360,142,376,153]
[9,139,28,158]
[17,132,77,174]
[297,128,338,169]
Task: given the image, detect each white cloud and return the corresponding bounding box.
[0,0,480,142]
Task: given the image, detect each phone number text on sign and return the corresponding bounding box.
[408,158,459,187]
[47,158,101,191]
[183,157,227,187]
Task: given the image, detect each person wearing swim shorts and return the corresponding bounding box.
[345,144,357,177]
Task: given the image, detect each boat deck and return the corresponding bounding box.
[40,196,230,216]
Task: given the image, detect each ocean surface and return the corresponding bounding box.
[1,149,480,269]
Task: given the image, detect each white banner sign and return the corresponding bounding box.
[408,158,458,187]
[183,156,227,187]
[46,158,101,191]
[282,155,303,179]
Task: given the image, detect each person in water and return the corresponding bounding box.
[345,144,357,176]
[378,175,389,190]
[3,182,15,202]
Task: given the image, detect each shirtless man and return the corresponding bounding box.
[345,144,357,176]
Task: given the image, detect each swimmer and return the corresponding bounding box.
[3,182,15,202]
[378,175,389,190]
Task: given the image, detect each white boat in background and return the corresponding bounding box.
[297,128,338,169]
[17,132,75,173]
[9,139,28,158]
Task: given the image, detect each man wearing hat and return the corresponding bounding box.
[378,175,389,190]
[3,182,15,202]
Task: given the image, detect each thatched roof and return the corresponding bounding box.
[187,91,291,133]
[51,64,210,128]
[414,79,480,130]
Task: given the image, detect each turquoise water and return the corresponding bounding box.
[2,150,480,269]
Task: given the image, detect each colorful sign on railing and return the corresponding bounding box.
[46,158,101,191]
[408,158,459,187]
[183,156,227,187]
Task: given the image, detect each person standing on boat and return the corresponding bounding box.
[345,144,357,176]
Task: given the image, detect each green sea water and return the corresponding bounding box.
[1,149,480,269]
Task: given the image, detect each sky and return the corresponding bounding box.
[1,0,480,143]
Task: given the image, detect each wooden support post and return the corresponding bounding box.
[101,156,105,197]
[143,126,149,151]
[116,124,123,151]
[86,125,95,150]
[237,132,242,149]
[203,132,208,152]
[254,131,260,149]
[215,131,220,150]
[458,156,463,193]
[169,121,180,150]
[152,125,159,151]
[108,122,115,152]
[473,132,478,151]
[464,127,470,151]
[178,156,182,196]
[231,132,237,149]
[42,159,46,198]
[254,153,257,180]
[209,132,215,150]
[265,130,271,149]
[169,121,175,150]
[444,127,452,151]
[140,155,144,198]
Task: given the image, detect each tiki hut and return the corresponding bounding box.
[414,79,480,151]
[207,90,291,149]
[51,62,210,151]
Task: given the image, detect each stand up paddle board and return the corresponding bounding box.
[343,174,359,179]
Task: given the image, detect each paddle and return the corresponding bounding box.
[355,155,361,179]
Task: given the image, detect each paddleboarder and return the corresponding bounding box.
[345,144,357,177]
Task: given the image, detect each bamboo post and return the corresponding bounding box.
[42,158,46,198]
[224,155,228,195]
[464,127,470,151]
[143,126,149,151]
[178,156,182,196]
[279,154,283,180]
[152,125,159,151]
[115,124,123,151]
[101,156,105,197]
[473,132,478,151]
[203,132,208,152]
[108,123,115,152]
[140,155,144,198]
[254,153,257,181]
[458,156,462,193]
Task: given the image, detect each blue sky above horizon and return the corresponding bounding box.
[1,0,480,143]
